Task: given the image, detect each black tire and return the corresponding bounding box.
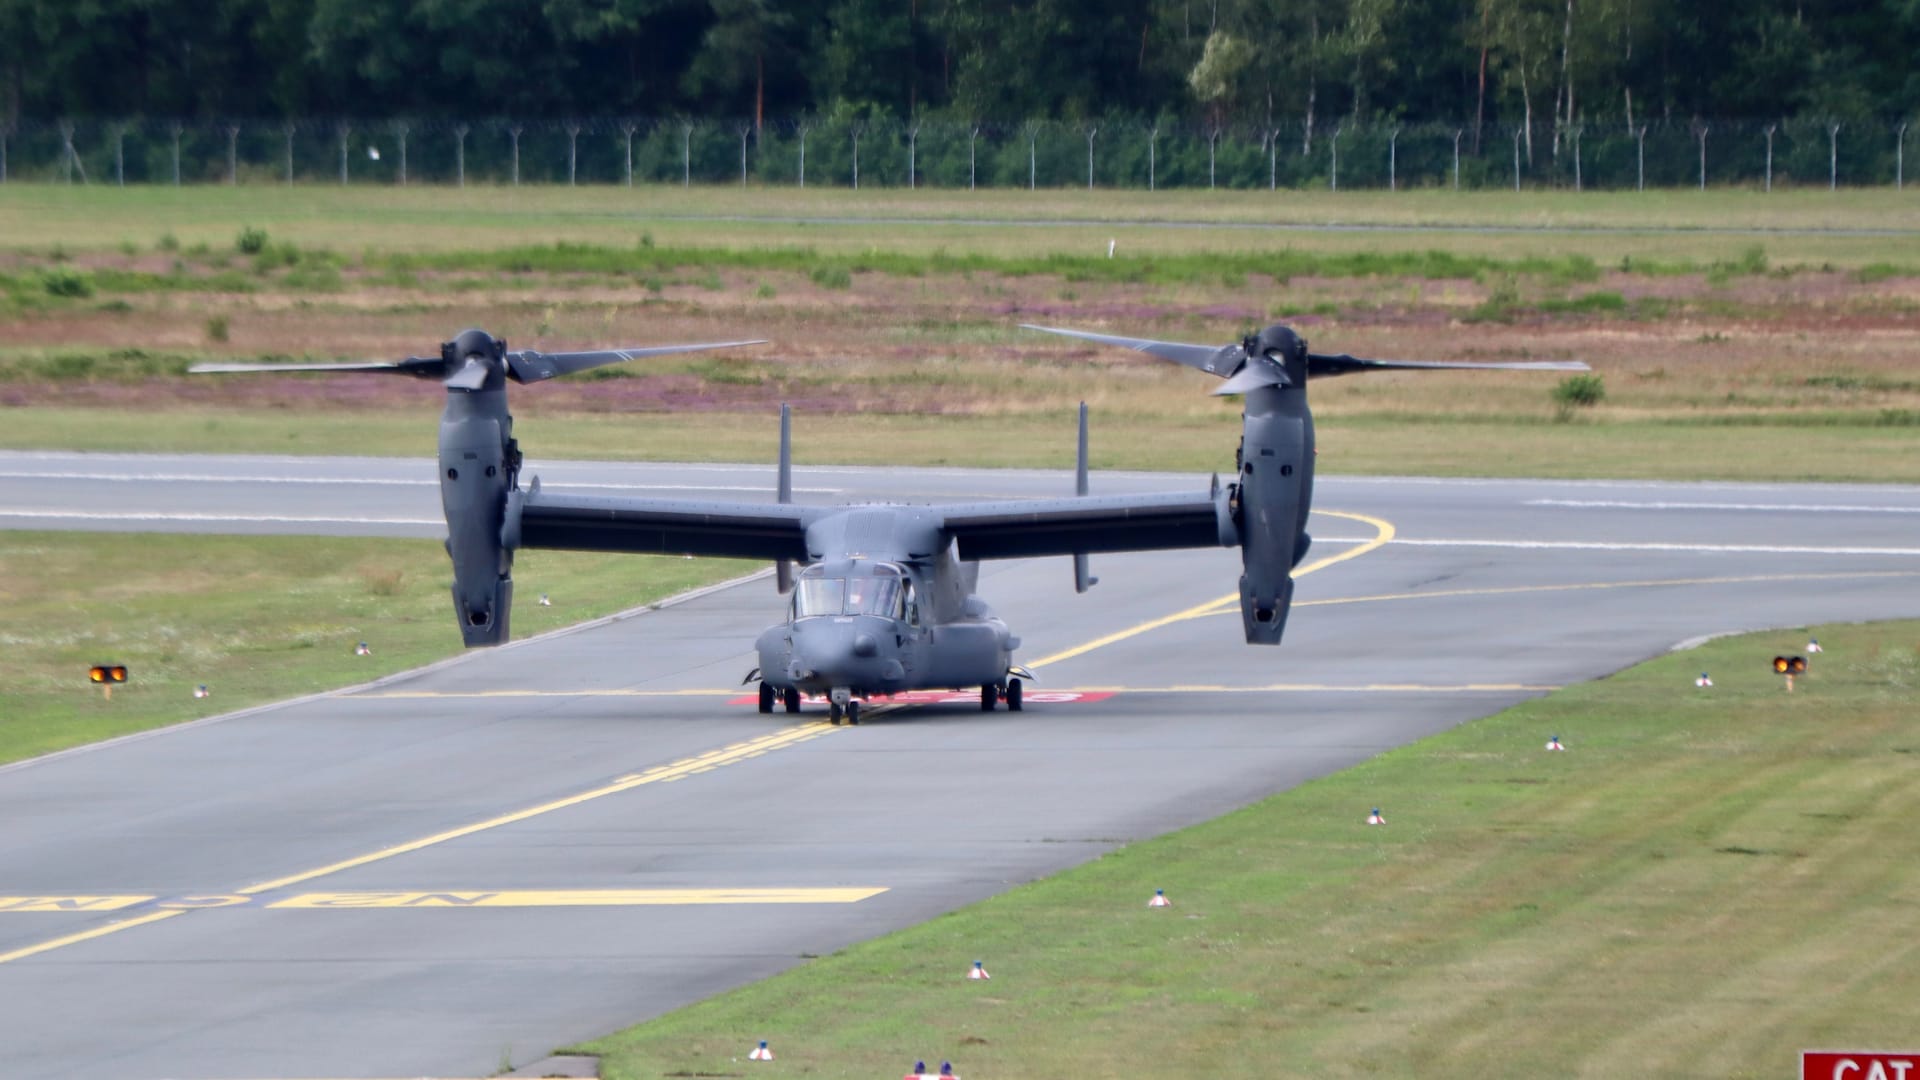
[783,687,802,713]
[980,684,997,711]
[1006,677,1023,712]
[828,702,843,725]
[757,682,775,714]
[846,700,861,725]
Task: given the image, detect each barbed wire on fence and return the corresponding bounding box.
[0,116,1915,191]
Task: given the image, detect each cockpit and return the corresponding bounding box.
[792,561,914,622]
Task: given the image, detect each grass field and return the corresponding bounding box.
[581,619,1920,1079]
[0,531,748,765]
[3,183,1919,483]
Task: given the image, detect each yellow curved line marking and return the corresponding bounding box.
[0,910,185,965]
[1025,509,1395,669]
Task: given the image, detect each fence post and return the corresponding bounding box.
[1,125,8,184]
[738,122,750,186]
[1571,126,1582,191]
[1269,127,1281,190]
[1828,122,1840,190]
[680,120,691,186]
[623,122,636,186]
[226,124,238,183]
[395,121,408,185]
[509,125,523,185]
[908,122,920,189]
[798,122,809,187]
[454,124,468,187]
[59,120,85,184]
[1085,124,1098,189]
[1635,126,1647,191]
[851,124,861,189]
[568,122,581,185]
[1764,124,1775,192]
[1388,127,1399,191]
[172,122,183,185]
[1899,122,1909,190]
[283,122,295,185]
[1330,126,1340,191]
[1148,123,1158,191]
[1209,125,1223,189]
[113,124,125,186]
[337,122,350,184]
[1512,125,1522,192]
[1695,122,1708,190]
[1453,129,1463,190]
[968,125,978,190]
[1025,121,1040,190]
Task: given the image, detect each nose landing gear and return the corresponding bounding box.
[828,687,860,725]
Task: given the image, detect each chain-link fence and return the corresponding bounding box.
[2,117,1914,191]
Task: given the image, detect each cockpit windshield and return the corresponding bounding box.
[793,566,907,619]
[794,577,845,618]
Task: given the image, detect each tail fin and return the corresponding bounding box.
[1073,402,1098,593]
[775,403,794,593]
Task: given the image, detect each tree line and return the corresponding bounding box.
[3,0,1916,171]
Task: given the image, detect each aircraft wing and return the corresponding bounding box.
[940,491,1227,560]
[508,490,816,561]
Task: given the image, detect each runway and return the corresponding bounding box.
[3,451,1918,1078]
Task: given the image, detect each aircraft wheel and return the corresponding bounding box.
[980,684,997,711]
[783,687,802,713]
[845,700,861,726]
[757,682,775,714]
[1006,677,1023,712]
[828,702,843,725]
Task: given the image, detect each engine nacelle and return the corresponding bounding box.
[439,389,515,646]
[1232,382,1315,645]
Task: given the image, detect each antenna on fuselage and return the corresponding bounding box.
[775,403,795,593]
[1073,401,1098,593]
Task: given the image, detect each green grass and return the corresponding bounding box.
[581,619,1920,1079]
[5,406,1920,483]
[0,531,750,766]
[4,185,1920,268]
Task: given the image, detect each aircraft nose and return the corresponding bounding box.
[851,633,879,658]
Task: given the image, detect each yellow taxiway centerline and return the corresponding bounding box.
[1023,509,1395,669]
[0,511,1394,964]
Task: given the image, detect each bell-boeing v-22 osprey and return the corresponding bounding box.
[194,324,1584,725]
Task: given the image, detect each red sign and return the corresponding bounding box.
[729,690,1114,706]
[1803,1052,1920,1080]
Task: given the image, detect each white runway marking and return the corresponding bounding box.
[0,510,443,526]
[1529,498,1920,514]
[1387,538,1920,557]
[0,470,835,494]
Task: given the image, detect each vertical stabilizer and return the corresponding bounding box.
[776,403,794,593]
[1073,402,1098,593]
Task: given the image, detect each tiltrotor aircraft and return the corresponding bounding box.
[195,324,1583,725]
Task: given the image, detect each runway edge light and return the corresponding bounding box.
[1545,735,1565,751]
[1695,672,1713,688]
[1367,807,1387,826]
[748,1040,774,1061]
[967,960,990,980]
[89,665,128,699]
[1148,889,1172,907]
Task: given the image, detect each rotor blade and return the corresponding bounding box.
[188,357,449,379]
[506,340,769,384]
[1307,353,1591,378]
[1210,361,1292,396]
[443,356,493,391]
[1021,324,1247,378]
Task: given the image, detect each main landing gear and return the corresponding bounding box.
[758,684,805,715]
[980,677,1023,712]
[828,699,861,726]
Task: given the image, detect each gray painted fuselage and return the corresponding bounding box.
[754,506,1014,699]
